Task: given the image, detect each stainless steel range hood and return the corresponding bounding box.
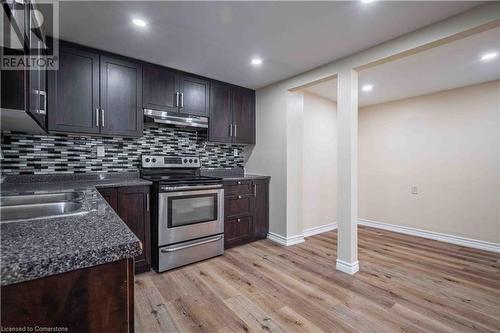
[144,109,208,129]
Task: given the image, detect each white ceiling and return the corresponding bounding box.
[304,27,500,106]
[46,1,482,89]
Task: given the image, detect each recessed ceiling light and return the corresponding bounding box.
[481,52,498,61]
[132,18,147,27]
[251,58,263,66]
[361,0,376,3]
[362,84,374,92]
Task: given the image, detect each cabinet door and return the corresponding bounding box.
[178,74,209,116]
[232,87,255,144]
[253,180,269,240]
[117,186,151,274]
[26,1,46,129]
[100,56,143,137]
[224,216,253,249]
[1,3,26,111]
[97,187,118,211]
[1,49,26,111]
[209,81,232,143]
[143,64,178,112]
[225,194,253,219]
[48,43,100,134]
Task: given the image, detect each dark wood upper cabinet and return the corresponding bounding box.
[100,56,143,136]
[1,1,47,132]
[48,43,100,134]
[143,64,178,112]
[209,81,232,143]
[1,50,26,111]
[178,74,210,116]
[232,87,255,144]
[209,82,255,144]
[142,67,209,117]
[48,42,142,137]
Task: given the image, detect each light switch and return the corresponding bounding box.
[411,185,418,195]
[97,146,105,157]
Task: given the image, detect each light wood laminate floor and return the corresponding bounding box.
[135,226,500,332]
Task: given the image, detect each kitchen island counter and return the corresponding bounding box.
[0,172,151,286]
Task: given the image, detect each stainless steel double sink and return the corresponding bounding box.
[0,192,85,223]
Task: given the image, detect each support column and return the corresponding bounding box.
[336,69,359,275]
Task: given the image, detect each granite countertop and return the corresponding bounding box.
[220,174,271,181]
[0,172,152,286]
[200,168,270,181]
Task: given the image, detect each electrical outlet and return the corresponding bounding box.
[411,185,418,195]
[97,146,105,157]
[233,149,239,157]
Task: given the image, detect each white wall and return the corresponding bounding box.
[245,3,500,239]
[246,86,288,235]
[302,93,338,230]
[359,81,500,243]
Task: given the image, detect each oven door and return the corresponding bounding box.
[158,185,224,246]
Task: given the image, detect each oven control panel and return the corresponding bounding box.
[141,155,201,168]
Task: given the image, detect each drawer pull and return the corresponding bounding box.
[237,181,242,185]
[237,218,241,222]
[237,195,242,199]
[160,235,222,253]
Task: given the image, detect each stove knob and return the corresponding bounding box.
[189,159,193,163]
[145,158,150,163]
[152,158,157,163]
[183,158,188,163]
[194,159,198,163]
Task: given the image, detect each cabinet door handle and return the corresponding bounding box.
[175,92,179,107]
[180,93,184,108]
[229,124,233,137]
[254,184,257,197]
[237,181,242,185]
[237,218,241,222]
[95,108,100,127]
[101,108,105,128]
[234,124,237,137]
[237,195,242,199]
[146,193,150,212]
[39,90,47,115]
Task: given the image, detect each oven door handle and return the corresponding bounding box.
[160,235,223,253]
[161,184,222,191]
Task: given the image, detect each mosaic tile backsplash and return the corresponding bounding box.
[0,125,246,175]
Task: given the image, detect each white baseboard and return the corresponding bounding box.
[303,222,338,237]
[358,218,500,254]
[336,259,359,275]
[267,232,305,246]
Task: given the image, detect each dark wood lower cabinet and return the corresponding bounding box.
[117,186,151,274]
[223,178,269,249]
[98,185,151,273]
[1,258,134,333]
[253,179,269,239]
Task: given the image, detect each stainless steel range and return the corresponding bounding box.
[140,155,224,272]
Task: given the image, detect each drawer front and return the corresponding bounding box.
[224,216,253,248]
[157,235,224,272]
[224,180,253,196]
[225,195,253,218]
